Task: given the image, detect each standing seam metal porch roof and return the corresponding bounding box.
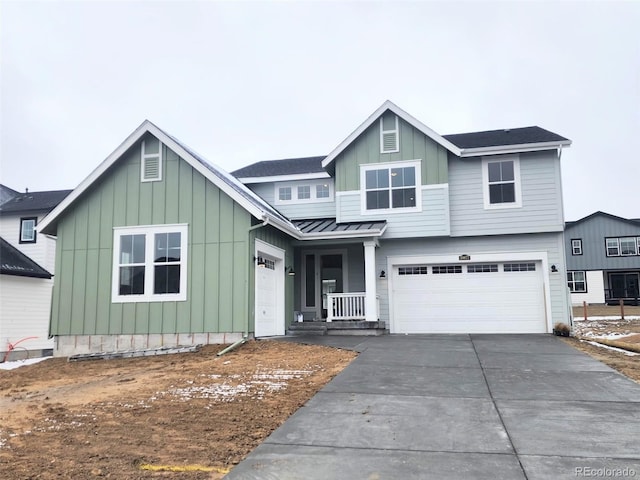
[293,218,387,236]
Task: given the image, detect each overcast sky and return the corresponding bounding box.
[1,0,638,221]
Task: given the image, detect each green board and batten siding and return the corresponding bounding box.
[51,136,253,337]
[333,115,449,192]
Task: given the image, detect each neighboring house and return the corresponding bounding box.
[565,211,640,305]
[0,188,71,358]
[39,101,572,357]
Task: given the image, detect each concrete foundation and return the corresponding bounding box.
[53,332,246,357]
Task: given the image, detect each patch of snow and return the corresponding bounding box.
[0,356,52,370]
[573,316,640,321]
[583,340,640,356]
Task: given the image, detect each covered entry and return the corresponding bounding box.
[389,255,548,334]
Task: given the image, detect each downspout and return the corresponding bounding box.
[556,144,573,329]
[217,215,269,356]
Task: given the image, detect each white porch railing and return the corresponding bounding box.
[326,293,379,322]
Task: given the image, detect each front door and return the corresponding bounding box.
[302,251,346,320]
[609,272,640,299]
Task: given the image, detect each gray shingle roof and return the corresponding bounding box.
[232,156,326,179]
[0,237,52,278]
[0,189,72,215]
[443,126,569,149]
[565,211,640,229]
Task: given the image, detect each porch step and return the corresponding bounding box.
[287,321,387,336]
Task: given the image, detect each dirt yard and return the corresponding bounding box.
[0,340,356,479]
[568,305,640,383]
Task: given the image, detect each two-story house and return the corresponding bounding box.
[38,101,572,356]
[0,187,71,359]
[565,211,640,305]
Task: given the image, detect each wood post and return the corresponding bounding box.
[620,298,625,321]
[583,301,587,320]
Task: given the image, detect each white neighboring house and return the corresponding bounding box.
[0,187,71,359]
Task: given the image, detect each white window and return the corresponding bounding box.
[316,184,330,199]
[567,271,587,293]
[275,181,333,204]
[380,112,399,153]
[141,138,163,182]
[620,237,638,256]
[112,224,188,303]
[606,238,620,256]
[571,239,583,255]
[297,185,311,200]
[278,186,292,201]
[360,161,421,213]
[19,217,37,243]
[398,266,428,275]
[482,156,522,209]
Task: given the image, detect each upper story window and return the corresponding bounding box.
[571,239,583,255]
[275,180,333,205]
[20,217,37,243]
[379,112,399,153]
[141,138,163,182]
[112,224,188,303]
[360,161,421,214]
[482,155,522,209]
[606,237,640,257]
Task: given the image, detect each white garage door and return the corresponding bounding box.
[391,261,546,333]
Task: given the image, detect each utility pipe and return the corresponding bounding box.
[216,335,248,356]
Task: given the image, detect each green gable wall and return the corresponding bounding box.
[50,136,252,337]
[334,117,449,192]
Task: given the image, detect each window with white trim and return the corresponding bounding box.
[398,266,428,275]
[482,156,522,209]
[112,224,188,302]
[380,112,399,153]
[606,237,620,256]
[141,138,163,182]
[275,181,333,204]
[620,237,638,256]
[19,217,37,243]
[567,271,587,293]
[361,161,421,213]
[571,239,583,255]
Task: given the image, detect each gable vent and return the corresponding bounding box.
[143,157,160,181]
[382,132,398,152]
[380,114,399,153]
[141,139,163,182]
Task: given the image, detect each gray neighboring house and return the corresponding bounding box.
[565,211,640,305]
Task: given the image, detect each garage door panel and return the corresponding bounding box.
[392,262,546,334]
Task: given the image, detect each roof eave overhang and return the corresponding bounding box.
[237,172,331,184]
[321,100,462,169]
[298,223,387,240]
[458,140,572,158]
[0,270,52,279]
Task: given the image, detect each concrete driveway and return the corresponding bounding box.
[225,335,640,480]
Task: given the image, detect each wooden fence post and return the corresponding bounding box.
[620,298,625,321]
[583,301,587,320]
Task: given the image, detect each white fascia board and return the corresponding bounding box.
[38,120,299,239]
[459,140,572,157]
[322,100,462,169]
[300,228,386,240]
[237,172,331,184]
[38,120,155,234]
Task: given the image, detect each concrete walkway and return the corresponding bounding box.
[225,335,640,480]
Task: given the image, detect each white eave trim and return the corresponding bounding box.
[459,140,572,157]
[237,172,330,184]
[321,100,462,168]
[37,120,300,238]
[299,224,387,240]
